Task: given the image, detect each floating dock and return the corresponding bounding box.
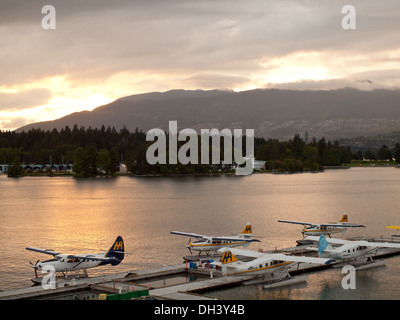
[1,237,400,300]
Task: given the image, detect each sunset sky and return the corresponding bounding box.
[1,0,399,131]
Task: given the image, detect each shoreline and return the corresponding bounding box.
[2,164,399,179]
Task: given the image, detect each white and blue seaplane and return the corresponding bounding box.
[26,236,125,284]
[171,223,260,255]
[306,234,400,269]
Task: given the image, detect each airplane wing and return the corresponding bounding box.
[212,236,261,242]
[320,223,365,228]
[277,220,313,226]
[218,247,335,264]
[305,236,400,249]
[218,247,264,258]
[349,240,400,249]
[304,236,349,244]
[278,220,364,228]
[26,247,61,256]
[170,231,205,240]
[272,253,335,265]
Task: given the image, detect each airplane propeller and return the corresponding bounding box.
[29,260,40,277]
[188,238,193,255]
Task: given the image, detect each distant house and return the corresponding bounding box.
[253,160,266,170]
[119,163,128,173]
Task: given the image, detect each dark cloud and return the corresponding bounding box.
[0,0,399,87]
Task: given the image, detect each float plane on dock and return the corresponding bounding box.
[306,234,400,268]
[212,247,335,277]
[171,223,260,255]
[278,214,365,238]
[26,236,125,284]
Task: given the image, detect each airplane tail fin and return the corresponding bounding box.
[340,214,348,223]
[240,222,253,235]
[318,234,329,257]
[221,250,238,264]
[105,236,125,265]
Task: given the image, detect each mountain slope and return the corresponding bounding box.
[17,88,400,141]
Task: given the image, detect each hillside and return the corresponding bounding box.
[17,88,400,141]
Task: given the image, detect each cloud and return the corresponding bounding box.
[0,88,51,111]
[0,117,33,132]
[1,0,400,131]
[183,73,252,90]
[1,0,399,88]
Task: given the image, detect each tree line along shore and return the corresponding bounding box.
[1,126,399,177]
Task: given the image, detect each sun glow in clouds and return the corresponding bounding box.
[1,2,399,131]
[0,76,116,131]
[258,51,342,84]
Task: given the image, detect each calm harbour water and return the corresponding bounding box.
[1,167,400,299]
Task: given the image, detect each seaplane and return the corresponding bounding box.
[278,214,365,237]
[170,223,261,255]
[211,247,335,285]
[386,225,400,240]
[26,236,125,284]
[305,234,400,268]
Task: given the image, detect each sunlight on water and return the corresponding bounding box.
[1,167,400,299]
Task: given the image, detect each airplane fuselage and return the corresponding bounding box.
[188,239,250,252]
[302,225,346,236]
[36,254,107,272]
[321,245,375,261]
[218,256,293,276]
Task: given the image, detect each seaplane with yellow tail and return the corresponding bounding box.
[211,247,335,286]
[386,225,400,240]
[26,236,125,284]
[171,223,260,255]
[278,214,365,237]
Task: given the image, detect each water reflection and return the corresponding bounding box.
[1,168,400,298]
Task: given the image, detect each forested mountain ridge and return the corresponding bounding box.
[16,88,400,142]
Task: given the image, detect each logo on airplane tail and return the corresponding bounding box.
[221,251,238,264]
[318,234,329,256]
[113,241,124,251]
[241,224,252,234]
